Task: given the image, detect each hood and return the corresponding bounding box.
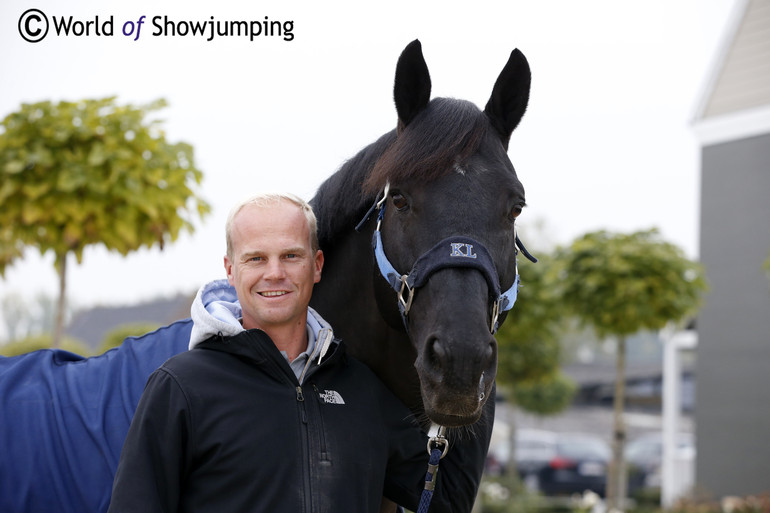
[189,280,335,362]
[189,279,244,349]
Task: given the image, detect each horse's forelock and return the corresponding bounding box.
[313,100,490,247]
[363,98,490,195]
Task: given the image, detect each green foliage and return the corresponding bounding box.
[0,97,210,273]
[497,255,566,382]
[97,322,161,354]
[0,334,91,356]
[509,371,577,415]
[556,229,707,338]
[496,253,576,415]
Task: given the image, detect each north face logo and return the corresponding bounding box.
[319,390,345,404]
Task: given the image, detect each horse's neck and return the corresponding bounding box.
[311,226,423,414]
[310,128,426,414]
[312,130,397,247]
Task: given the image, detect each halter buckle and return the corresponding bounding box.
[398,275,415,315]
[490,299,501,333]
[375,183,390,232]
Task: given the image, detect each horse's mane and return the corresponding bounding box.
[364,98,490,194]
[311,97,490,248]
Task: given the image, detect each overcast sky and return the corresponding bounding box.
[1,0,737,319]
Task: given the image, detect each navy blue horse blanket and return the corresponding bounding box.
[0,319,191,512]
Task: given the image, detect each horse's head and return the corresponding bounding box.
[363,40,531,427]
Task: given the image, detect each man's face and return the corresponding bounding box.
[224,201,323,333]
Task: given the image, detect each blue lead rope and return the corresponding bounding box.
[417,427,449,513]
[417,446,444,513]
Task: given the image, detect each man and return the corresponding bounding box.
[108,193,486,512]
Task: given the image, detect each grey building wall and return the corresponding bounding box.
[696,131,770,497]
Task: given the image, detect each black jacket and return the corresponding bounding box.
[108,329,491,513]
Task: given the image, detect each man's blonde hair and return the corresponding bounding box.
[225,192,319,259]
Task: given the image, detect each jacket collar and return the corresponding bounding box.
[190,279,335,357]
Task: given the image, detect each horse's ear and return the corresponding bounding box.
[394,39,432,132]
[484,48,531,150]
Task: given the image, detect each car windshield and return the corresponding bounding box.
[626,433,694,460]
[626,439,659,460]
[557,437,610,460]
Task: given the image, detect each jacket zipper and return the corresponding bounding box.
[294,332,335,512]
[296,384,313,512]
[296,386,307,420]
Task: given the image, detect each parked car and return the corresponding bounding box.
[514,429,559,491]
[486,429,611,497]
[535,432,611,497]
[485,428,556,483]
[625,431,695,493]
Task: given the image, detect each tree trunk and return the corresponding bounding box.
[606,336,627,512]
[506,412,520,492]
[52,252,68,349]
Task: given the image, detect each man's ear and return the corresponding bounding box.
[314,250,324,283]
[224,255,235,285]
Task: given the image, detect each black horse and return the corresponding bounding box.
[0,39,532,513]
[310,39,531,429]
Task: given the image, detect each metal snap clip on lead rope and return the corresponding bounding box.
[426,425,449,459]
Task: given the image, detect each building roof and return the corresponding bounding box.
[65,292,195,349]
[697,0,770,119]
[693,0,770,144]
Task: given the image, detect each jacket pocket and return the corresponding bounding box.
[311,384,332,466]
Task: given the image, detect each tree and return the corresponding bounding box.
[494,252,576,493]
[1,292,29,342]
[496,252,575,415]
[0,97,210,347]
[556,229,707,511]
[0,292,59,343]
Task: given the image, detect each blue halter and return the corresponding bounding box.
[357,184,536,334]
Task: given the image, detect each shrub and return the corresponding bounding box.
[0,334,91,356]
[97,323,161,354]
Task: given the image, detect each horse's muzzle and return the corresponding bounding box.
[415,333,496,426]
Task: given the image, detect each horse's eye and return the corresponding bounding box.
[391,193,409,211]
[510,206,522,219]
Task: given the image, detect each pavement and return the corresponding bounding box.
[495,402,694,444]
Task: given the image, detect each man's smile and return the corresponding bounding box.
[260,291,289,297]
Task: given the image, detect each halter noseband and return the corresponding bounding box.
[356,183,536,334]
